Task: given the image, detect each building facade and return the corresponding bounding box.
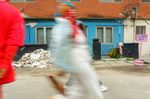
[9,0,150,56]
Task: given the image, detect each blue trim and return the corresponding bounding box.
[24,19,124,55]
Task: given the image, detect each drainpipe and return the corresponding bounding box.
[133,18,136,42]
[132,7,140,58]
[132,6,138,42]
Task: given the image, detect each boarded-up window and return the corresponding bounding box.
[37,28,44,44]
[58,0,80,2]
[97,27,104,42]
[136,26,146,35]
[141,0,150,2]
[97,27,113,43]
[46,28,52,45]
[114,0,122,2]
[11,0,35,2]
[36,27,52,44]
[106,27,113,43]
[58,0,69,2]
[102,0,122,2]
[84,26,88,38]
[70,0,80,2]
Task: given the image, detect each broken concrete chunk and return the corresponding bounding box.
[13,49,54,68]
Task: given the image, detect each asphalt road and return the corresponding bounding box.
[3,65,150,99]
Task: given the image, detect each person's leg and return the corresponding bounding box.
[51,94,67,99]
[75,63,104,99]
[99,81,108,92]
[66,74,108,92]
[0,85,2,99]
[65,74,76,86]
[64,74,84,99]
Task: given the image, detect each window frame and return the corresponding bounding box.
[57,0,69,2]
[136,26,146,35]
[101,0,123,3]
[57,0,80,2]
[141,0,150,3]
[11,0,36,3]
[96,26,113,44]
[84,25,88,40]
[70,0,80,2]
[35,27,52,44]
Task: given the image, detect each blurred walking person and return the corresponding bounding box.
[65,20,108,92]
[50,2,104,99]
[0,0,25,99]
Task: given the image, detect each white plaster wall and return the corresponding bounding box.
[124,19,150,57]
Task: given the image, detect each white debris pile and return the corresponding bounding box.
[13,49,54,68]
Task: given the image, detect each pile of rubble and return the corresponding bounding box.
[13,49,54,68]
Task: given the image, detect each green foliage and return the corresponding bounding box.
[108,48,120,58]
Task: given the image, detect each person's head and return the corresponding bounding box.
[55,2,77,23]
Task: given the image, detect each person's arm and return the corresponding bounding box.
[0,46,18,78]
[0,12,24,78]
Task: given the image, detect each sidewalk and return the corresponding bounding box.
[92,57,134,67]
[93,56,150,66]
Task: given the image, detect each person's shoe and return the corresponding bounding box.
[99,85,108,92]
[51,94,67,99]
